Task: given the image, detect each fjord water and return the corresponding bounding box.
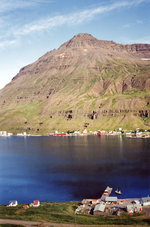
[0,135,149,204]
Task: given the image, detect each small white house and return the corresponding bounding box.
[8,200,18,207]
[7,133,13,136]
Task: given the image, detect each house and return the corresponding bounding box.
[0,131,7,136]
[105,196,118,204]
[8,200,18,207]
[141,196,150,206]
[30,200,40,207]
[93,202,106,215]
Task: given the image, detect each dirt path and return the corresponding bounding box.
[0,219,144,227]
[0,219,71,226]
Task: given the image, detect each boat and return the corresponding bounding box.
[115,189,122,195]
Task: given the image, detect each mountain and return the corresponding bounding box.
[0,33,150,133]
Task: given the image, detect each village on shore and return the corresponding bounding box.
[0,127,150,138]
[5,186,150,218]
[75,186,150,217]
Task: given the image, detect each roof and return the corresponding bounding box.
[22,205,29,209]
[94,203,106,212]
[91,199,99,204]
[105,196,117,202]
[33,200,40,204]
[9,200,17,203]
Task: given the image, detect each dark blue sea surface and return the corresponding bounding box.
[0,135,150,204]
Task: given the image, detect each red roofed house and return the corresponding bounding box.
[30,200,40,207]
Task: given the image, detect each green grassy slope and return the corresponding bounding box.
[0,202,150,226]
[0,58,150,133]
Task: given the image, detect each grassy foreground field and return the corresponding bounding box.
[0,202,150,226]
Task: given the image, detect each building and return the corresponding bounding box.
[8,200,18,207]
[105,196,118,204]
[93,202,106,215]
[141,197,150,206]
[127,204,142,213]
[0,131,7,136]
[30,200,40,207]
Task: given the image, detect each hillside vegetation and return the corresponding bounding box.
[0,34,150,133]
[0,202,150,226]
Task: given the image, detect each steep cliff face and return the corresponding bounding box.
[123,43,150,58]
[0,33,150,132]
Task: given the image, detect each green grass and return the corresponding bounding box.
[0,202,149,226]
[0,113,149,134]
[144,117,150,126]
[111,98,117,108]
[22,101,43,119]
[123,89,150,98]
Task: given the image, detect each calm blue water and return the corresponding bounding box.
[0,135,149,204]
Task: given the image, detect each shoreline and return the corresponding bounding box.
[0,132,150,138]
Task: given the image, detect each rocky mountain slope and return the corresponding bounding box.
[0,33,150,133]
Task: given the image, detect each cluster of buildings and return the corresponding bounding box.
[0,128,150,137]
[75,186,150,216]
[0,131,31,137]
[49,128,150,137]
[0,131,13,137]
[98,128,150,138]
[48,127,148,138]
[5,189,150,217]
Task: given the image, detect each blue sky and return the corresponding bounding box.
[0,0,150,89]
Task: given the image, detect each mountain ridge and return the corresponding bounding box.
[8,33,150,84]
